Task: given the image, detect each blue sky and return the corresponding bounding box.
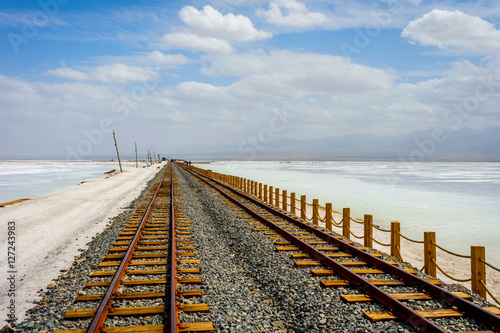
[1,0,500,158]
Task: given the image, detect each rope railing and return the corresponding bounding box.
[430,240,471,259]
[316,210,327,223]
[369,235,391,246]
[193,167,499,306]
[431,258,472,283]
[346,225,364,239]
[347,214,364,224]
[480,279,500,305]
[480,258,500,273]
[395,245,404,262]
[396,231,425,244]
[331,216,343,227]
[371,223,391,233]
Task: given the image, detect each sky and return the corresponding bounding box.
[1,0,500,159]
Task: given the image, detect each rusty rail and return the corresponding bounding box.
[169,162,178,332]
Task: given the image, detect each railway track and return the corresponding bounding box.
[53,163,213,333]
[180,163,500,333]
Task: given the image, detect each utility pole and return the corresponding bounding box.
[135,142,138,168]
[113,130,123,173]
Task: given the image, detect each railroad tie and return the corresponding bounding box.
[341,291,472,303]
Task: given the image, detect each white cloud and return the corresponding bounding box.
[0,75,42,113]
[163,32,234,54]
[175,81,235,105]
[148,51,189,66]
[3,52,500,157]
[46,63,157,83]
[179,5,271,41]
[258,0,329,28]
[91,63,156,83]
[162,5,271,54]
[203,50,397,97]
[402,9,500,54]
[47,68,89,81]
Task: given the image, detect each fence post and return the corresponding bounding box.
[391,221,401,260]
[312,199,319,225]
[275,188,280,207]
[325,203,333,230]
[259,183,262,199]
[282,190,288,211]
[364,214,373,248]
[269,186,274,205]
[424,232,436,277]
[263,185,268,202]
[300,195,306,220]
[471,246,486,299]
[291,193,296,215]
[343,208,350,238]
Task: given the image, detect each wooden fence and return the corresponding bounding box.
[190,165,500,305]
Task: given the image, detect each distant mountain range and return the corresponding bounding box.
[176,127,500,161]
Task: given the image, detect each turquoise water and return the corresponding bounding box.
[0,161,133,203]
[196,161,500,267]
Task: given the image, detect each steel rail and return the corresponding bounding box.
[86,164,169,333]
[169,163,179,332]
[182,165,500,333]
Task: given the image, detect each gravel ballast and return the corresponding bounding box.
[6,163,496,333]
[175,165,412,332]
[174,164,495,333]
